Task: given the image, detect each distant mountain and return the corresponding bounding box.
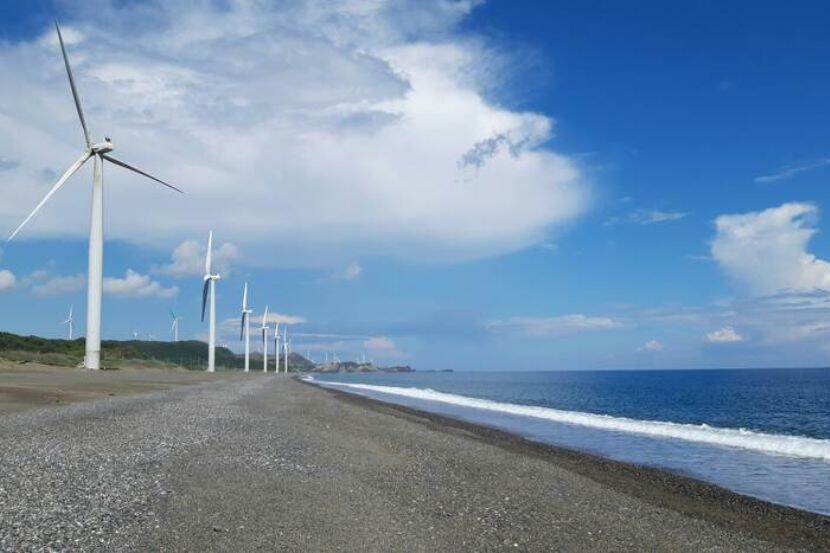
[312,361,412,373]
[0,331,312,371]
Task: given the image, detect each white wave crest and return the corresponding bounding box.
[317,381,830,461]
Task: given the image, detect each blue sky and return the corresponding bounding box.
[2,1,830,370]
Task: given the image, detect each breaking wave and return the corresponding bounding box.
[310,379,830,462]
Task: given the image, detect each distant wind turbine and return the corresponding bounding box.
[7,23,182,370]
[261,305,269,373]
[239,282,252,372]
[62,305,74,340]
[170,311,180,342]
[273,322,281,373]
[201,231,220,372]
[283,325,289,373]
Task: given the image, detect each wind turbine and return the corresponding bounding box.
[239,282,252,372]
[261,305,269,372]
[170,311,180,342]
[201,231,220,372]
[283,325,289,373]
[62,305,74,340]
[7,23,182,370]
[273,322,281,373]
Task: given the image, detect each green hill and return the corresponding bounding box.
[0,331,312,372]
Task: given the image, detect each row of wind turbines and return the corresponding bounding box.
[9,22,291,372]
[201,232,291,373]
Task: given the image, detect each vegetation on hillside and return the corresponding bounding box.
[0,331,313,371]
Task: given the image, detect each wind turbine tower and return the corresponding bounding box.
[8,23,181,370]
[62,305,74,340]
[240,283,252,372]
[261,305,269,372]
[283,326,289,373]
[201,231,220,372]
[273,323,281,373]
[170,311,180,342]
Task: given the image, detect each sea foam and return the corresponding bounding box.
[311,379,830,462]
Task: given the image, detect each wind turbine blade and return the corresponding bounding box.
[8,152,91,241]
[242,283,248,310]
[263,305,269,328]
[201,279,210,322]
[240,311,247,341]
[102,154,183,193]
[205,231,213,275]
[55,22,91,148]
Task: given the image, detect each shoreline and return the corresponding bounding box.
[302,377,830,550]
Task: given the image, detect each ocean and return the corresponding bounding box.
[308,368,830,515]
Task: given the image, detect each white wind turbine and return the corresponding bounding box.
[201,231,220,372]
[261,305,269,372]
[7,23,182,370]
[283,325,289,373]
[62,305,74,340]
[239,282,252,372]
[170,311,180,342]
[273,322,281,373]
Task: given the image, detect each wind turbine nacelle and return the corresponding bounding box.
[91,139,114,154]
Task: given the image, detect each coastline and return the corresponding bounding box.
[2,372,827,550]
[302,377,830,551]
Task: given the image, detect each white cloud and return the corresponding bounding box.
[711,202,830,295]
[0,1,589,267]
[706,326,744,343]
[330,262,363,281]
[255,312,307,326]
[31,273,85,297]
[632,210,687,224]
[363,336,404,358]
[606,209,687,226]
[641,339,663,352]
[755,158,830,183]
[103,269,178,298]
[155,238,240,278]
[0,269,15,292]
[487,314,620,337]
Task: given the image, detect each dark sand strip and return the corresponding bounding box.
[311,380,830,552]
[134,377,826,552]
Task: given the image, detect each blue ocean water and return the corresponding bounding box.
[310,368,830,515]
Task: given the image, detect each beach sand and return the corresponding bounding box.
[0,371,826,551]
[0,360,232,415]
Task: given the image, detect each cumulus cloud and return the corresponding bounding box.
[31,273,85,297]
[0,269,15,292]
[329,262,363,281]
[103,269,178,298]
[641,339,663,352]
[711,202,830,295]
[706,326,744,343]
[255,312,307,326]
[0,1,589,266]
[155,238,240,278]
[487,314,620,336]
[363,336,404,358]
